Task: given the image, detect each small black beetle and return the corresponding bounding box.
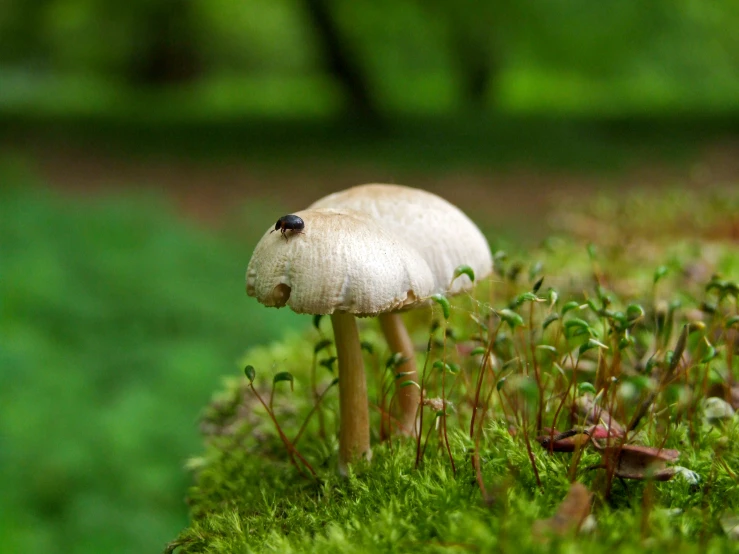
[271,214,305,240]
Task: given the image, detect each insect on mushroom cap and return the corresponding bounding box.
[246,208,435,316]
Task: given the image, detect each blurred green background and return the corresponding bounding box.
[1,1,738,552]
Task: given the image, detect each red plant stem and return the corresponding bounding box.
[521,414,543,491]
[415,336,433,469]
[440,323,456,475]
[248,384,318,479]
[293,379,337,446]
[548,358,577,453]
[528,302,545,434]
[420,417,437,462]
[470,323,500,439]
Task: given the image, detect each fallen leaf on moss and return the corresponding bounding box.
[597,444,680,480]
[536,429,591,452]
[537,425,620,453]
[575,395,625,436]
[533,482,593,539]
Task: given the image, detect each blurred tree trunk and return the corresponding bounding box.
[449,28,501,110]
[128,0,202,86]
[423,0,502,111]
[302,0,379,120]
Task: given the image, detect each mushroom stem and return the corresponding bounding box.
[379,312,420,436]
[331,312,372,474]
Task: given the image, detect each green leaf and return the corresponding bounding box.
[578,341,595,355]
[394,371,416,380]
[700,346,718,364]
[496,377,506,391]
[705,278,726,294]
[431,294,451,320]
[433,360,458,373]
[498,309,524,329]
[273,371,294,391]
[452,265,475,283]
[626,304,645,321]
[244,365,256,383]
[578,382,597,395]
[509,292,538,309]
[561,301,580,316]
[611,311,627,327]
[312,314,323,330]
[579,338,608,355]
[653,265,669,284]
[313,339,332,354]
[386,352,406,370]
[725,316,739,329]
[618,335,635,350]
[532,276,544,294]
[542,313,560,329]
[564,318,592,337]
[547,288,559,307]
[319,357,337,372]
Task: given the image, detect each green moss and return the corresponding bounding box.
[170,187,739,553]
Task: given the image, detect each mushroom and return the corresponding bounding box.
[310,184,492,434]
[246,207,434,473]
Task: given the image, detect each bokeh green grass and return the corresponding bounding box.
[0,159,302,553]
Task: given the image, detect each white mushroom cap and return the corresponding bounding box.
[309,184,492,295]
[246,208,435,316]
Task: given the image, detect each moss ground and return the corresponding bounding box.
[168,188,739,553]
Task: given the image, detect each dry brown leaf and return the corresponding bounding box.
[575,396,625,436]
[533,482,593,540]
[536,429,592,452]
[599,444,680,480]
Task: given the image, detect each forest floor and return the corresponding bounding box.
[4,119,739,242]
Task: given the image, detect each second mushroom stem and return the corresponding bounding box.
[379,312,420,436]
[331,312,372,475]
